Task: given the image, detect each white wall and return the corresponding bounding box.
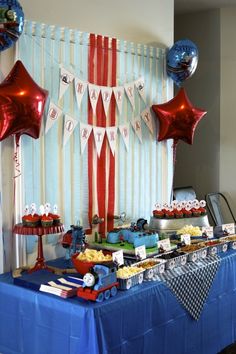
[20,0,174,46]
[174,10,221,201]
[220,8,236,214]
[175,8,236,219]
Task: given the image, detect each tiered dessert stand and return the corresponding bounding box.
[13,223,64,273]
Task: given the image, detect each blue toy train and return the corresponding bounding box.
[77,262,119,302]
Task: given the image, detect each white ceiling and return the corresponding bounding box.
[175,0,236,14]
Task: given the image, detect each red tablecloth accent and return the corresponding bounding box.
[13,223,64,236]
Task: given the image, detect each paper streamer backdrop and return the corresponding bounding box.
[11,20,173,268]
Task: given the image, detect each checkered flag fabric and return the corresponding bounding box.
[155,255,220,320]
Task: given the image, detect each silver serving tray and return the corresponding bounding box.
[155,252,187,270]
[149,215,210,233]
[131,258,166,279]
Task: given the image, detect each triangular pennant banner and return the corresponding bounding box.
[74,78,88,109]
[93,126,106,157]
[80,123,93,154]
[106,127,117,156]
[141,107,154,134]
[45,101,63,134]
[119,124,130,151]
[88,84,101,116]
[131,117,142,143]
[59,66,74,100]
[135,77,146,103]
[101,87,112,118]
[113,86,124,115]
[63,114,78,146]
[124,82,135,110]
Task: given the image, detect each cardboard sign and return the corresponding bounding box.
[201,226,214,239]
[222,223,235,235]
[135,245,146,260]
[158,238,171,252]
[112,250,124,266]
[180,234,191,245]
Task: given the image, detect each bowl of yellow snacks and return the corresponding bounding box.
[71,249,113,275]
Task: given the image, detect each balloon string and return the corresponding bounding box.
[13,138,21,179]
[170,139,178,203]
[173,139,178,165]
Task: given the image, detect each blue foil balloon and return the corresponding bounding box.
[166,39,198,87]
[0,0,24,52]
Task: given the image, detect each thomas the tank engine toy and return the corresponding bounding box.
[77,262,119,302]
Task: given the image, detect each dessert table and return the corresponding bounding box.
[0,251,236,354]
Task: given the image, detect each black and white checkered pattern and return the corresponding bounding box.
[154,255,221,320]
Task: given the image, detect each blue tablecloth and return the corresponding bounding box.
[0,251,236,354]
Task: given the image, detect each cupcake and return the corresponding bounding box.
[49,213,61,225]
[22,214,40,227]
[199,200,207,215]
[153,209,164,218]
[192,208,201,217]
[175,203,183,218]
[41,214,53,227]
[191,200,201,217]
[175,209,183,218]
[183,202,192,218]
[162,203,169,215]
[183,209,192,218]
[49,204,61,225]
[165,210,175,219]
[199,207,207,216]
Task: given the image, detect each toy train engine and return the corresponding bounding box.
[77,262,119,302]
[62,224,87,260]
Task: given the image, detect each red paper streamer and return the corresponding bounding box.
[107,38,117,231]
[88,34,117,236]
[97,35,108,236]
[88,34,96,230]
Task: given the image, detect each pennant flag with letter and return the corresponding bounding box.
[113,86,124,115]
[59,66,74,100]
[88,84,101,116]
[135,77,146,103]
[131,117,142,143]
[101,87,112,118]
[124,82,135,110]
[80,123,93,154]
[106,126,117,156]
[119,124,130,151]
[63,114,78,146]
[45,101,63,134]
[74,78,87,109]
[141,107,153,134]
[93,126,106,157]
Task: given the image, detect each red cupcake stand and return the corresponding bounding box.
[13,223,64,273]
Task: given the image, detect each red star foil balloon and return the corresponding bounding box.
[152,88,206,145]
[0,60,48,144]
